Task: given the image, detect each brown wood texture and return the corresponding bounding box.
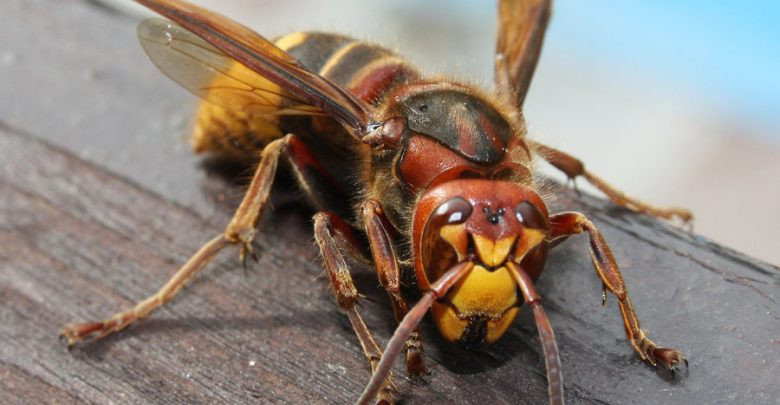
[1,0,779,404]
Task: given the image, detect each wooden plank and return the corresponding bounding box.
[1,0,778,404]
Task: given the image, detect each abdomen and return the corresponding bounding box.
[191,32,419,159]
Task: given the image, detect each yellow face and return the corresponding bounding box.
[413,181,551,346]
[430,224,546,345]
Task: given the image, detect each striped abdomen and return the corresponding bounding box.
[191,32,420,157]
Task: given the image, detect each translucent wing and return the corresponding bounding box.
[138,18,322,116]
[135,0,374,137]
[495,0,551,109]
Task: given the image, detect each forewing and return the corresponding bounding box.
[135,0,374,136]
[495,0,551,109]
[139,18,322,116]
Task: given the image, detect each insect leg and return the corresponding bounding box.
[549,212,687,370]
[313,211,395,404]
[531,141,692,223]
[358,262,474,405]
[61,235,229,345]
[62,134,301,344]
[361,199,427,376]
[224,134,295,264]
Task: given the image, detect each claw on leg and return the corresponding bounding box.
[641,337,687,371]
[533,141,693,224]
[651,347,687,370]
[61,321,106,346]
[632,329,687,374]
[238,241,259,270]
[403,333,428,377]
[59,135,321,345]
[361,199,428,377]
[550,212,687,376]
[62,202,273,345]
[622,303,687,373]
[314,212,396,404]
[60,235,229,345]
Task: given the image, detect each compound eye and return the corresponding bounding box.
[515,201,546,229]
[420,197,473,273]
[434,197,473,225]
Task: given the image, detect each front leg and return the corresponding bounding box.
[550,212,686,370]
[313,212,395,404]
[361,200,427,376]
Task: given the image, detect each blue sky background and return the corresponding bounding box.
[546,1,780,138]
[117,0,780,140]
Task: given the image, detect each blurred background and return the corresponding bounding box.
[103,0,780,264]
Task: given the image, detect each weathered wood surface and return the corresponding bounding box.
[1,0,778,404]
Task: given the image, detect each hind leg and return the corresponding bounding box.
[62,134,337,344]
[532,141,692,223]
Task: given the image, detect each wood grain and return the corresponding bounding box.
[1,0,778,403]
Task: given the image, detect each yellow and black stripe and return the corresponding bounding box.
[192,32,419,158]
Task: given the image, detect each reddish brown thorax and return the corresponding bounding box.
[386,84,531,193]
